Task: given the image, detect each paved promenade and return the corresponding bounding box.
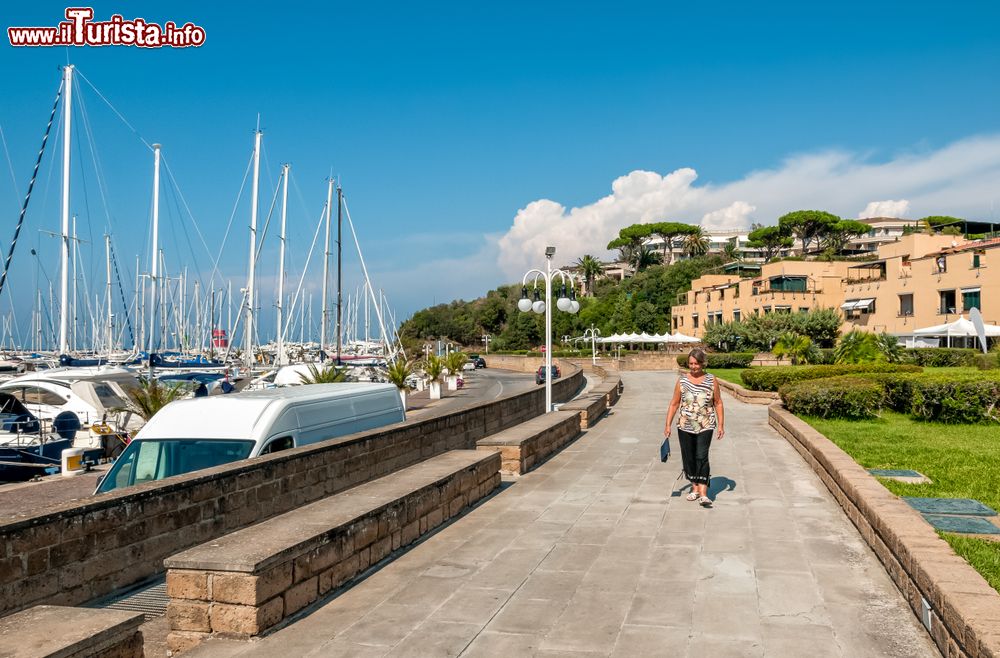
[189,371,937,657]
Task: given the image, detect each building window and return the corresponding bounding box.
[939,290,956,315]
[899,294,914,317]
[973,252,982,268]
[763,306,772,315]
[935,256,947,273]
[734,287,740,299]
[798,307,809,314]
[769,276,808,292]
[962,288,981,312]
[732,310,741,322]
[692,314,699,329]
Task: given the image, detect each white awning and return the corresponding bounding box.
[840,300,859,310]
[961,287,981,293]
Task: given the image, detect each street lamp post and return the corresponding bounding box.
[482,334,491,354]
[583,324,601,365]
[517,246,580,412]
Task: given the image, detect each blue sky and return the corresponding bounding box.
[2,2,1000,347]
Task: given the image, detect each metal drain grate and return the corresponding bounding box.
[95,578,168,621]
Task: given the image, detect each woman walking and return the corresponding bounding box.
[664,348,725,507]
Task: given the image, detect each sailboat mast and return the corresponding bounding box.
[336,183,342,364]
[105,235,112,354]
[246,127,262,370]
[148,144,162,354]
[320,178,332,358]
[276,164,289,366]
[58,64,74,354]
[71,215,78,351]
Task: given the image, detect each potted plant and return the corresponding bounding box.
[444,351,468,390]
[385,358,415,408]
[423,354,445,400]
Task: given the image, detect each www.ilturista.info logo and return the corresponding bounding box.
[8,7,206,48]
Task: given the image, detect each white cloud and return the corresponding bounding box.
[702,201,757,230]
[494,134,1000,278]
[858,199,910,219]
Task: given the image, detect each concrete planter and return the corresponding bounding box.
[429,381,441,400]
[447,375,458,391]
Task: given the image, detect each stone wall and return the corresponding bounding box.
[769,405,1000,658]
[0,370,583,617]
[490,353,682,372]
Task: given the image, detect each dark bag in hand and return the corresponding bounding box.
[660,435,671,462]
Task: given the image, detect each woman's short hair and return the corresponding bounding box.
[688,348,708,366]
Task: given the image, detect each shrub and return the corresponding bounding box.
[901,347,980,367]
[740,363,922,392]
[675,352,755,369]
[815,348,836,365]
[834,330,881,364]
[780,376,886,420]
[974,353,1000,370]
[909,376,1000,424]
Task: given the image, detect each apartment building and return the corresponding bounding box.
[670,233,999,340]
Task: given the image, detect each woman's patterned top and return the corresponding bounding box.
[679,373,717,432]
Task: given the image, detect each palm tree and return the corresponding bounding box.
[722,237,741,263]
[444,351,468,389]
[834,330,881,364]
[683,227,710,257]
[298,362,349,384]
[576,255,603,296]
[635,246,662,272]
[120,378,192,421]
[772,332,818,365]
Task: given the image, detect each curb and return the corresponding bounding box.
[768,405,1000,658]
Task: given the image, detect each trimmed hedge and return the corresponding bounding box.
[901,347,980,367]
[741,363,922,392]
[675,352,756,369]
[909,376,1000,423]
[782,371,1000,423]
[780,376,886,419]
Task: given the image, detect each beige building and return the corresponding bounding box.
[670,233,999,342]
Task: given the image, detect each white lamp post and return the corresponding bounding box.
[583,324,601,365]
[517,246,580,412]
[482,333,492,354]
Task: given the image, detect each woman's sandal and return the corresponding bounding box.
[686,491,699,501]
[699,496,713,507]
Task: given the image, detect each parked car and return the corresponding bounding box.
[462,361,476,372]
[95,383,405,494]
[535,365,561,385]
[474,357,486,369]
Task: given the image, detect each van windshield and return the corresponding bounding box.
[96,439,255,494]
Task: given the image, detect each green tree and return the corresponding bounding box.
[650,221,698,265]
[824,219,872,254]
[747,225,793,262]
[576,254,604,296]
[633,300,660,333]
[610,294,635,333]
[778,210,840,253]
[920,215,965,233]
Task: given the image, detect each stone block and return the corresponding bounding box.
[353,516,378,549]
[427,507,443,529]
[167,630,208,655]
[283,576,318,616]
[167,599,211,632]
[166,570,210,601]
[209,598,282,636]
[293,542,340,583]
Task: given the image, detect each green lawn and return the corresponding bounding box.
[707,369,747,386]
[804,411,1000,593]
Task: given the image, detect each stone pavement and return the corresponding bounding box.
[188,371,938,657]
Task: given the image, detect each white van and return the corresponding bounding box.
[95,383,404,494]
